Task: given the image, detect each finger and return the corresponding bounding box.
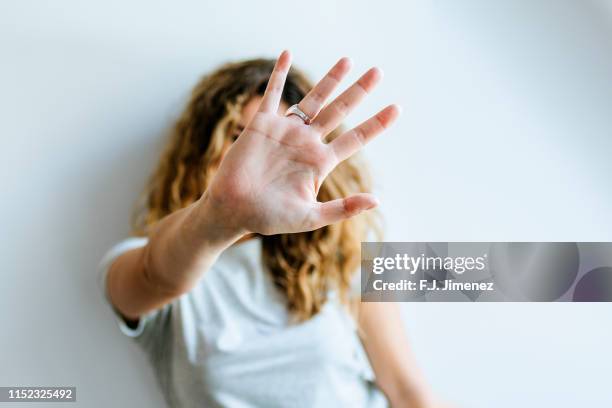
[295,57,352,121]
[311,67,382,135]
[259,50,292,113]
[309,193,379,230]
[330,104,401,163]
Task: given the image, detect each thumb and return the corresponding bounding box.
[309,193,379,230]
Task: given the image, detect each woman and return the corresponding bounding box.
[100,51,439,407]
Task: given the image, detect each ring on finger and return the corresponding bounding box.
[284,104,312,125]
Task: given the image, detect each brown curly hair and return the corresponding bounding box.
[132,58,379,321]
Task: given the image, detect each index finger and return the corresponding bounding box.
[259,50,292,113]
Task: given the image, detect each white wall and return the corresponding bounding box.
[1,1,611,407]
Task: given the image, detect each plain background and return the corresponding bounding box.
[1,0,612,407]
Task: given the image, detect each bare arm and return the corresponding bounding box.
[106,51,400,322]
[359,302,441,408]
[106,197,242,320]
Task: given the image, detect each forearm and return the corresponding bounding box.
[145,193,243,293]
[108,192,243,319]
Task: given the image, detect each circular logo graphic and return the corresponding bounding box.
[490,243,579,301]
[573,267,612,302]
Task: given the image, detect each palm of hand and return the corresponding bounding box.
[209,111,337,235]
[205,51,399,236]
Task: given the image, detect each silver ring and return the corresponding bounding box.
[284,104,311,125]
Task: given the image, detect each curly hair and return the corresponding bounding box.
[132,58,380,321]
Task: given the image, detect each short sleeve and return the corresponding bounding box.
[98,237,155,338]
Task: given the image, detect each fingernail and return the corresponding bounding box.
[366,198,380,210]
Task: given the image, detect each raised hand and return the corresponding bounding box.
[205,50,400,236]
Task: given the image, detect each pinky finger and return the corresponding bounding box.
[308,193,379,230]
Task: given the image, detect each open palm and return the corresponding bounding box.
[206,51,400,235]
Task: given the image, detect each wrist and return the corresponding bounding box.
[185,190,246,250]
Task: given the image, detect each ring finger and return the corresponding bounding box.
[293,57,352,123]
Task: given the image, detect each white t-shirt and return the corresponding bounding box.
[99,237,388,408]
